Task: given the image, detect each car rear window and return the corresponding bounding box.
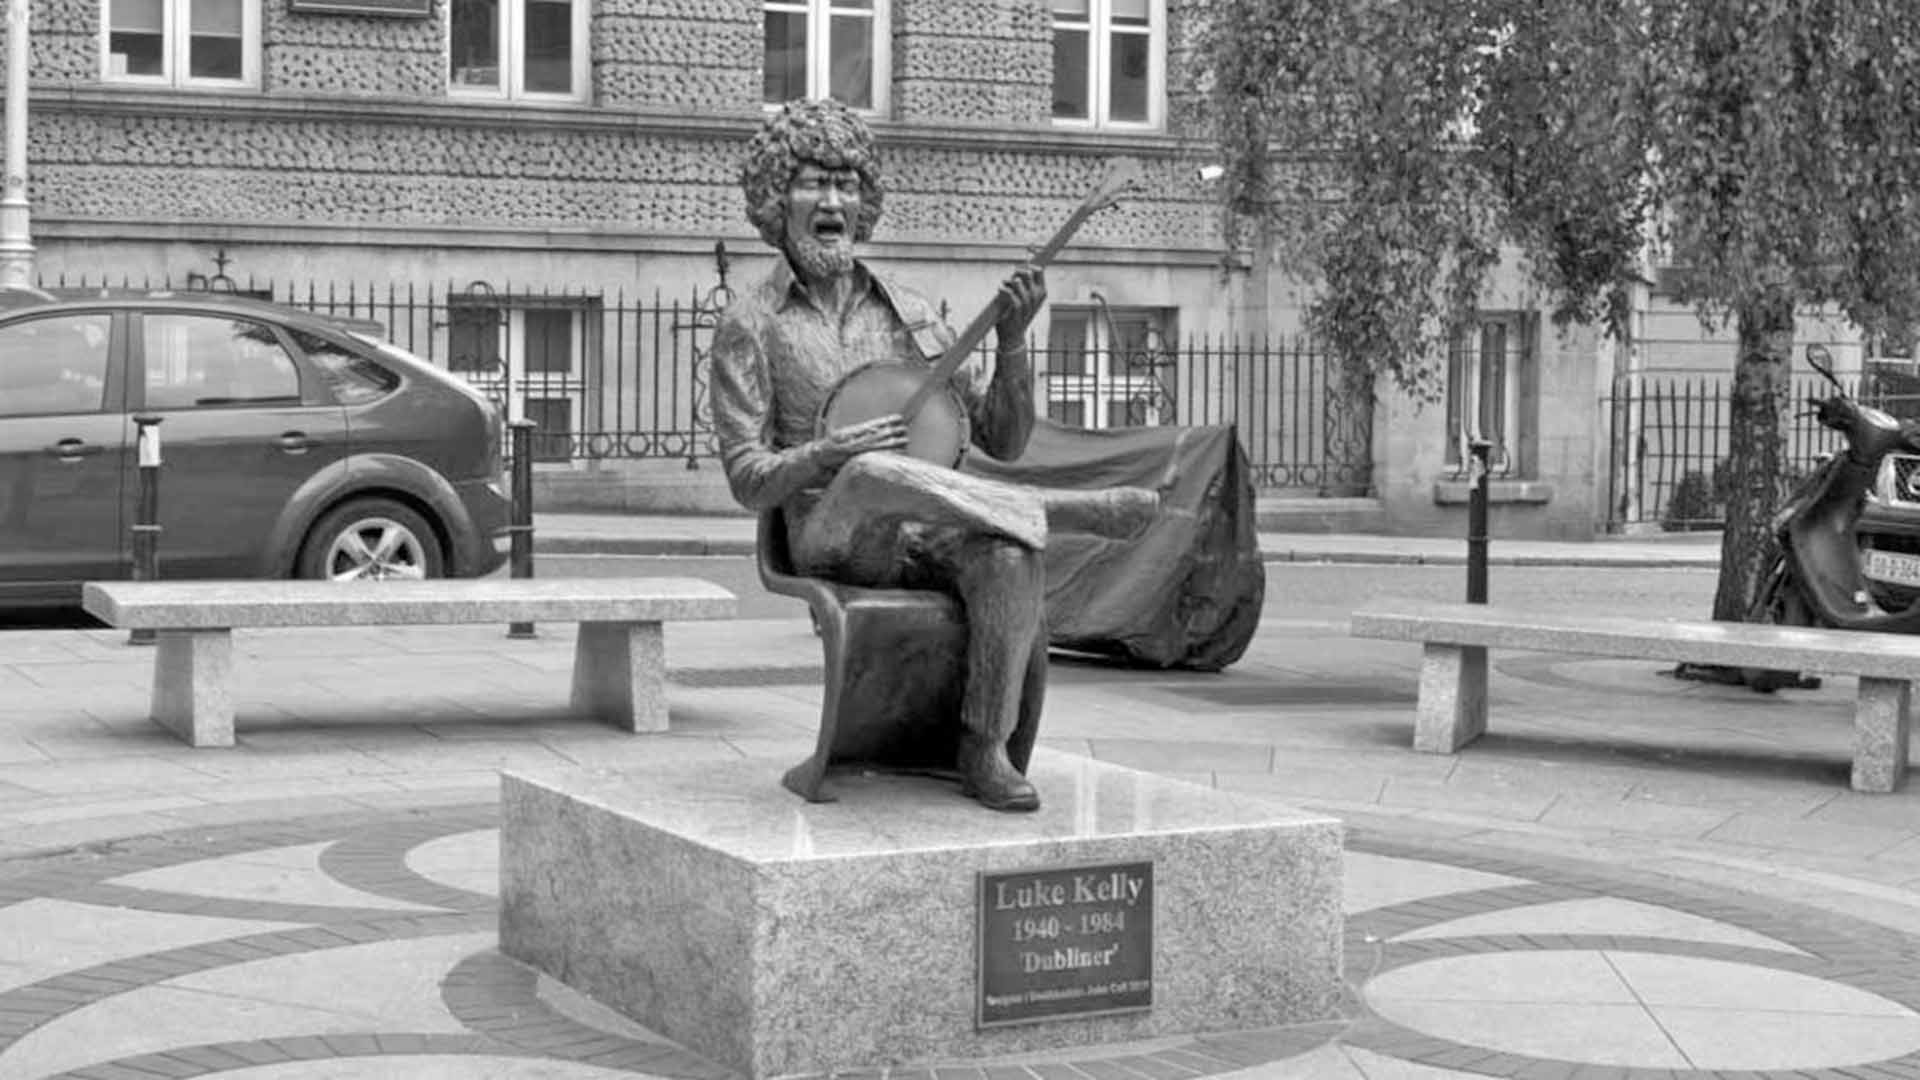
[144,314,303,408]
[294,330,401,405]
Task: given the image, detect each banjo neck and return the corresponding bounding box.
[897,159,1144,421]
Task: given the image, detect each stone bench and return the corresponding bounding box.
[1349,601,1920,793]
[81,578,737,748]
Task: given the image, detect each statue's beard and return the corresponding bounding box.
[788,231,855,280]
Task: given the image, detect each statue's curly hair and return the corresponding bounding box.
[741,98,884,249]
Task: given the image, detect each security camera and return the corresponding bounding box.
[1196,164,1226,182]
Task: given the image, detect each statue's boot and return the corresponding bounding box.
[959,732,1040,813]
[1041,487,1161,541]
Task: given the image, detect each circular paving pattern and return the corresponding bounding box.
[5,803,1920,1077]
[1342,834,1920,1078]
[1366,951,1920,1069]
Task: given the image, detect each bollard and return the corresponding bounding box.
[1466,438,1492,604]
[507,419,537,639]
[129,416,163,645]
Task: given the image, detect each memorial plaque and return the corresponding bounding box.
[976,860,1153,1027]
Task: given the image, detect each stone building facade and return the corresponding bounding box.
[28,0,1226,311]
[11,0,1623,538]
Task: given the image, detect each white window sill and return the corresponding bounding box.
[1432,480,1554,505]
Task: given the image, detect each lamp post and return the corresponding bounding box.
[0,0,31,287]
[1466,438,1492,604]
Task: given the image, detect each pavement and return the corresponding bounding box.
[18,514,1920,1079]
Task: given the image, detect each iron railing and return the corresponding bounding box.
[38,270,1374,496]
[1604,371,1920,530]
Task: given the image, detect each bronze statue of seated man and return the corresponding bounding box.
[710,99,1158,812]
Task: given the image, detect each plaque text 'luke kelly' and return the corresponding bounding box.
[977,861,1154,1027]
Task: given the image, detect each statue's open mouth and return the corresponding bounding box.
[813,218,847,239]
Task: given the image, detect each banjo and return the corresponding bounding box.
[815,157,1146,467]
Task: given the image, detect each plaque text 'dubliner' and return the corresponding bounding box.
[976,861,1153,1027]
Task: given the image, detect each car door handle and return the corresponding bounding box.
[44,438,103,459]
[277,431,312,454]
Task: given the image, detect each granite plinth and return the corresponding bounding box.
[499,751,1344,1079]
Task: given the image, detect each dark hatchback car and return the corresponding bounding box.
[0,288,510,612]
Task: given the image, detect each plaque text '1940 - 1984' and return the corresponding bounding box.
[976,861,1153,1027]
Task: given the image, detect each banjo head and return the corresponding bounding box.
[818,362,971,467]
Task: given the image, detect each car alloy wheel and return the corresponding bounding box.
[330,515,432,576]
[299,498,445,583]
[324,516,429,581]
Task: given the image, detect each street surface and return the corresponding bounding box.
[8,551,1920,1078]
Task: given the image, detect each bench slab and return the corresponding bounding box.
[83,578,736,629]
[1351,603,1920,681]
[84,578,737,747]
[1351,602,1920,794]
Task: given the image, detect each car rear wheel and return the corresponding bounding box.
[298,498,444,582]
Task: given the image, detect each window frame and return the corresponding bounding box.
[447,0,591,104]
[761,0,890,115]
[1050,0,1165,132]
[1445,312,1533,478]
[444,295,598,447]
[1040,304,1176,429]
[101,0,260,89]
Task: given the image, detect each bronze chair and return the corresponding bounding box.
[756,508,974,801]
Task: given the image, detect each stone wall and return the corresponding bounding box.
[265,3,445,98]
[20,0,1221,250]
[594,0,759,113]
[29,0,102,82]
[891,0,1050,126]
[28,95,1220,257]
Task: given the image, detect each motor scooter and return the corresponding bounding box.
[1743,344,1920,689]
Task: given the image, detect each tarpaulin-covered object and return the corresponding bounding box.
[965,419,1264,670]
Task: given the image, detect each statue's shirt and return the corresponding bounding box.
[709,257,1046,577]
[709,258,1003,513]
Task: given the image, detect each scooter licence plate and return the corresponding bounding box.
[1864,549,1920,587]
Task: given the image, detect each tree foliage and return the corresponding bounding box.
[1189,0,1920,377]
[1187,0,1920,620]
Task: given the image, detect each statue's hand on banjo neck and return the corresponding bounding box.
[816,156,1147,468]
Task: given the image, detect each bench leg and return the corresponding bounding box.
[150,629,235,748]
[1413,643,1488,753]
[570,621,666,733]
[1852,677,1912,793]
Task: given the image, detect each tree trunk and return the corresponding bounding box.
[1711,294,1795,622]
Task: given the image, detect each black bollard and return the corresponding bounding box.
[129,416,163,645]
[507,419,537,639]
[1466,438,1492,604]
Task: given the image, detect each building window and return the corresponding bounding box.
[104,0,258,87]
[446,296,597,459]
[1042,304,1174,429]
[1446,313,1533,477]
[1051,0,1162,129]
[763,0,887,112]
[525,397,573,462]
[450,0,588,102]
